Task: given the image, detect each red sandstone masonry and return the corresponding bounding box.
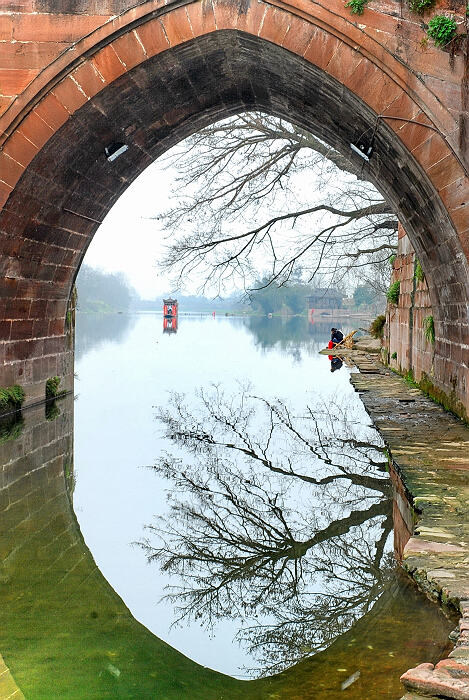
[0,0,467,421]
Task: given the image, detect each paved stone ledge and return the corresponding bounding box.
[348,352,469,699]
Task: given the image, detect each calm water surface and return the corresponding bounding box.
[0,313,454,699]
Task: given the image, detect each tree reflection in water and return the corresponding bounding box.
[140,386,394,676]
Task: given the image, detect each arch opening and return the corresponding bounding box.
[0,29,468,413]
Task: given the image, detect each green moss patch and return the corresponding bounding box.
[0,385,25,414]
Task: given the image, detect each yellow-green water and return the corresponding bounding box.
[0,315,455,699]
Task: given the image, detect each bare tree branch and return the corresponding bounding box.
[153,112,397,293]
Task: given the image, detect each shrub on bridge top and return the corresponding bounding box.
[386,280,400,305]
[408,0,435,14]
[427,15,457,47]
[345,0,369,15]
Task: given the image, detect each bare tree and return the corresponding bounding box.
[139,387,394,675]
[154,113,397,293]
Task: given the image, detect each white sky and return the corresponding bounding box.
[84,159,178,300]
[82,122,378,299]
[83,153,329,300]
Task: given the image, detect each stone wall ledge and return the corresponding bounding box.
[347,351,469,699]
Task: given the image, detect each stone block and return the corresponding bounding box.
[135,19,170,58]
[11,12,105,43]
[258,6,290,46]
[71,61,105,99]
[160,7,194,47]
[428,154,466,192]
[185,0,217,40]
[34,92,70,132]
[1,130,38,168]
[0,152,24,189]
[51,76,88,115]
[91,44,126,85]
[280,15,313,55]
[111,30,146,70]
[303,28,339,71]
[0,67,38,96]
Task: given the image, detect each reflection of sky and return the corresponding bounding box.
[74,314,388,677]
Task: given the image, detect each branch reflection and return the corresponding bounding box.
[141,387,394,676]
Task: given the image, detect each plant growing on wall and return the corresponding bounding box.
[0,414,24,445]
[389,254,396,267]
[427,15,457,47]
[423,315,435,344]
[370,314,386,339]
[391,351,398,360]
[386,281,400,305]
[345,0,369,15]
[415,260,425,283]
[408,0,435,13]
[46,376,64,400]
[0,385,25,412]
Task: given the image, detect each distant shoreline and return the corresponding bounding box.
[76,309,377,321]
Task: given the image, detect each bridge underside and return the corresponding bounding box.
[0,21,468,414]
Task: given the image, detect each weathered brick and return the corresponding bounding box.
[0,152,24,188]
[91,45,126,85]
[135,19,170,58]
[258,6,290,46]
[34,93,70,131]
[18,110,54,149]
[186,0,217,39]
[71,61,105,99]
[0,67,38,96]
[11,13,105,43]
[111,30,146,70]
[304,29,340,71]
[51,76,88,114]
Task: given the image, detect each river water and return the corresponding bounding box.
[0,312,454,699]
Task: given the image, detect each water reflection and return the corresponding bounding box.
[329,356,343,372]
[142,386,393,676]
[245,316,364,362]
[75,312,137,361]
[0,315,456,699]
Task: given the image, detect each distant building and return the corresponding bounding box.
[163,298,178,317]
[307,289,344,320]
[163,298,178,334]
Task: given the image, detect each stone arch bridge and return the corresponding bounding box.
[0,0,468,413]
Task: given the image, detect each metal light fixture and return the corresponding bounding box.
[104,142,128,162]
[350,141,373,161]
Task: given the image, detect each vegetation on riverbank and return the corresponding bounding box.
[76,265,134,313]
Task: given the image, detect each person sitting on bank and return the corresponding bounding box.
[330,328,344,346]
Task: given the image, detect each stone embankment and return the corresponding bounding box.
[344,344,469,699]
